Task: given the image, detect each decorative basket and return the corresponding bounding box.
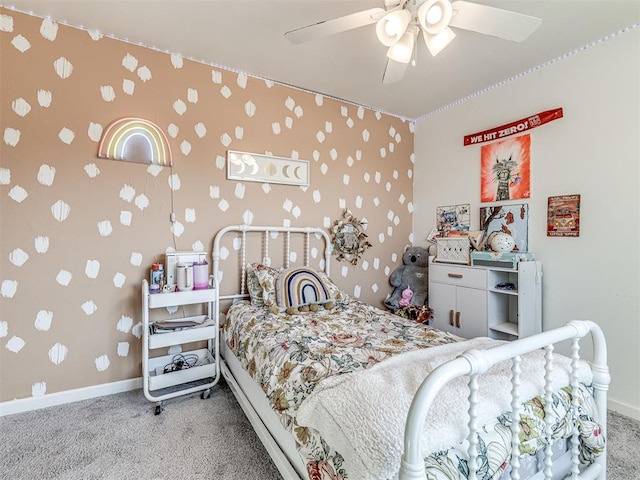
[435,237,470,265]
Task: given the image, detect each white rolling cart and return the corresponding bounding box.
[141,278,220,415]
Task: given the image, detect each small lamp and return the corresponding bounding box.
[490,232,516,253]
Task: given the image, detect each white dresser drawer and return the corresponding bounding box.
[429,263,487,289]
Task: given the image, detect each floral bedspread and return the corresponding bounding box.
[424,383,604,480]
[223,299,604,480]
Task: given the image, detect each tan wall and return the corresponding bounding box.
[0,9,414,402]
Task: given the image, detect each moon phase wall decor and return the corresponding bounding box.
[226,150,309,186]
[98,117,172,166]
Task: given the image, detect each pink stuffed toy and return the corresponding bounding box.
[398,286,414,308]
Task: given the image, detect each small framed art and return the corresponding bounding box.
[436,204,470,237]
[547,194,580,237]
[480,203,529,252]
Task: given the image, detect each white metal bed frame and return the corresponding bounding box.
[213,224,331,479]
[212,225,610,480]
[400,320,610,480]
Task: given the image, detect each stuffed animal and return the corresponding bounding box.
[398,286,414,308]
[384,246,430,311]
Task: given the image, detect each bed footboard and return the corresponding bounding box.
[400,320,610,480]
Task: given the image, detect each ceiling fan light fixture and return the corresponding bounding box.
[418,0,453,35]
[386,27,416,64]
[427,5,443,24]
[423,26,456,56]
[376,9,412,47]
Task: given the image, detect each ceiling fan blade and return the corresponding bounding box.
[285,7,386,44]
[382,58,408,84]
[450,1,542,42]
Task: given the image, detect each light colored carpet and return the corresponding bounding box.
[0,380,282,480]
[606,408,640,480]
[1,379,638,479]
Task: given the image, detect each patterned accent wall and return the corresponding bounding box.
[0,9,415,402]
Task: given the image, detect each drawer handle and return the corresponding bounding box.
[455,311,461,328]
[448,273,463,279]
[449,310,455,326]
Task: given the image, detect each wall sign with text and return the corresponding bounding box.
[464,108,563,146]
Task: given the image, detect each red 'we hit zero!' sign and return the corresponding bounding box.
[464,108,563,146]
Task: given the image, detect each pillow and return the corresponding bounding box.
[247,263,281,307]
[276,266,331,309]
[317,270,348,303]
[245,263,264,306]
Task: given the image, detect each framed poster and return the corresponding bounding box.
[480,203,529,252]
[547,194,580,237]
[481,134,531,203]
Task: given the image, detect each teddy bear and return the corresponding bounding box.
[384,246,430,311]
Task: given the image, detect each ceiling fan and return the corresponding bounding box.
[285,0,542,84]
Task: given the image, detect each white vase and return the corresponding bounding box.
[490,232,515,253]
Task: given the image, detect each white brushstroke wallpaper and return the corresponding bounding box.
[0,8,415,402]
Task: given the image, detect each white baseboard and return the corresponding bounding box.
[608,398,640,421]
[0,377,143,417]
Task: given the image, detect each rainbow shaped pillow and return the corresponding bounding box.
[276,266,331,309]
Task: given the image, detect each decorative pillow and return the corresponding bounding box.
[245,263,264,306]
[248,263,281,307]
[317,270,348,303]
[276,266,332,309]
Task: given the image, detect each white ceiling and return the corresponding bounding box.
[4,0,639,120]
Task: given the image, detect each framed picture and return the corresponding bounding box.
[435,204,470,237]
[227,150,309,186]
[480,134,531,203]
[480,203,529,252]
[547,194,580,237]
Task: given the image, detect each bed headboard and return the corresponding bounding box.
[212,224,332,302]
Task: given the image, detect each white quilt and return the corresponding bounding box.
[295,337,592,480]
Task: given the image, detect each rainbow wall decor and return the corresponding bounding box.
[98,117,172,166]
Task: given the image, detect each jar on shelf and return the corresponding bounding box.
[150,263,164,290]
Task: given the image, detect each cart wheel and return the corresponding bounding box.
[154,403,163,415]
[201,389,211,399]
